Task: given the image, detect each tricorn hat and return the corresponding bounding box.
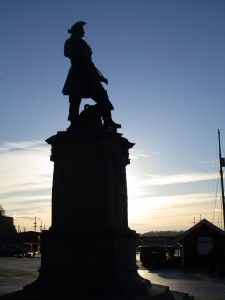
[68,21,86,34]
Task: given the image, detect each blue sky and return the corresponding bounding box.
[0,0,225,233]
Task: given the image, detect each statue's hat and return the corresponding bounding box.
[68,21,86,34]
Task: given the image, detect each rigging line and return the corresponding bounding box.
[211,136,220,223]
[217,217,221,229]
[211,170,219,218]
[220,192,224,229]
[212,178,219,224]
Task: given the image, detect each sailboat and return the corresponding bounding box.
[218,130,225,230]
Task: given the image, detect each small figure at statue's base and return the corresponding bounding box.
[67,104,121,132]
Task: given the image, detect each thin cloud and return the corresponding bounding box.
[141,172,217,186]
[129,148,159,160]
[127,171,218,202]
[0,140,48,153]
[1,187,51,200]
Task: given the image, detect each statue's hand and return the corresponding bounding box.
[101,77,108,85]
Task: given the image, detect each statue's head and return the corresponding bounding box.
[68,21,86,36]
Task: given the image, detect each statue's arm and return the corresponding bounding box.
[64,40,73,58]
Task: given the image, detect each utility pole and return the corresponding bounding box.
[34,216,37,232]
[218,130,225,230]
[40,221,42,232]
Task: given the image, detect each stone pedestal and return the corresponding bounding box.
[27,130,151,298]
[0,129,193,299]
[48,130,132,232]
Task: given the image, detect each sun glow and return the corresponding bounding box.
[126,168,219,232]
[0,140,53,231]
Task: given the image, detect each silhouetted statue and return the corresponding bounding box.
[62,21,121,130]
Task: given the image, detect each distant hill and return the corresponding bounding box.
[140,230,186,237]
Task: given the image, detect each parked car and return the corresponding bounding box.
[0,243,28,257]
[140,245,175,267]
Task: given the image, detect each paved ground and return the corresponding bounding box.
[0,256,225,299]
[0,257,40,296]
[138,267,225,300]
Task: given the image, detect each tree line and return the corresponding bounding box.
[140,230,185,237]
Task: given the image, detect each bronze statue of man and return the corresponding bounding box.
[62,21,121,129]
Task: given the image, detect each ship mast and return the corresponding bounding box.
[218,130,225,230]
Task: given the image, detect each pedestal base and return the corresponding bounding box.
[25,228,151,298]
[0,284,193,299]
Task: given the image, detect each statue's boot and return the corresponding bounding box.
[103,110,121,129]
[67,114,80,131]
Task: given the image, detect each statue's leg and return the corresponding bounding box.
[92,90,121,129]
[68,95,81,122]
[102,110,121,129]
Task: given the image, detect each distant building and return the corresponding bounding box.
[175,219,225,267]
[13,231,40,244]
[13,231,41,253]
[0,216,40,250]
[0,215,17,238]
